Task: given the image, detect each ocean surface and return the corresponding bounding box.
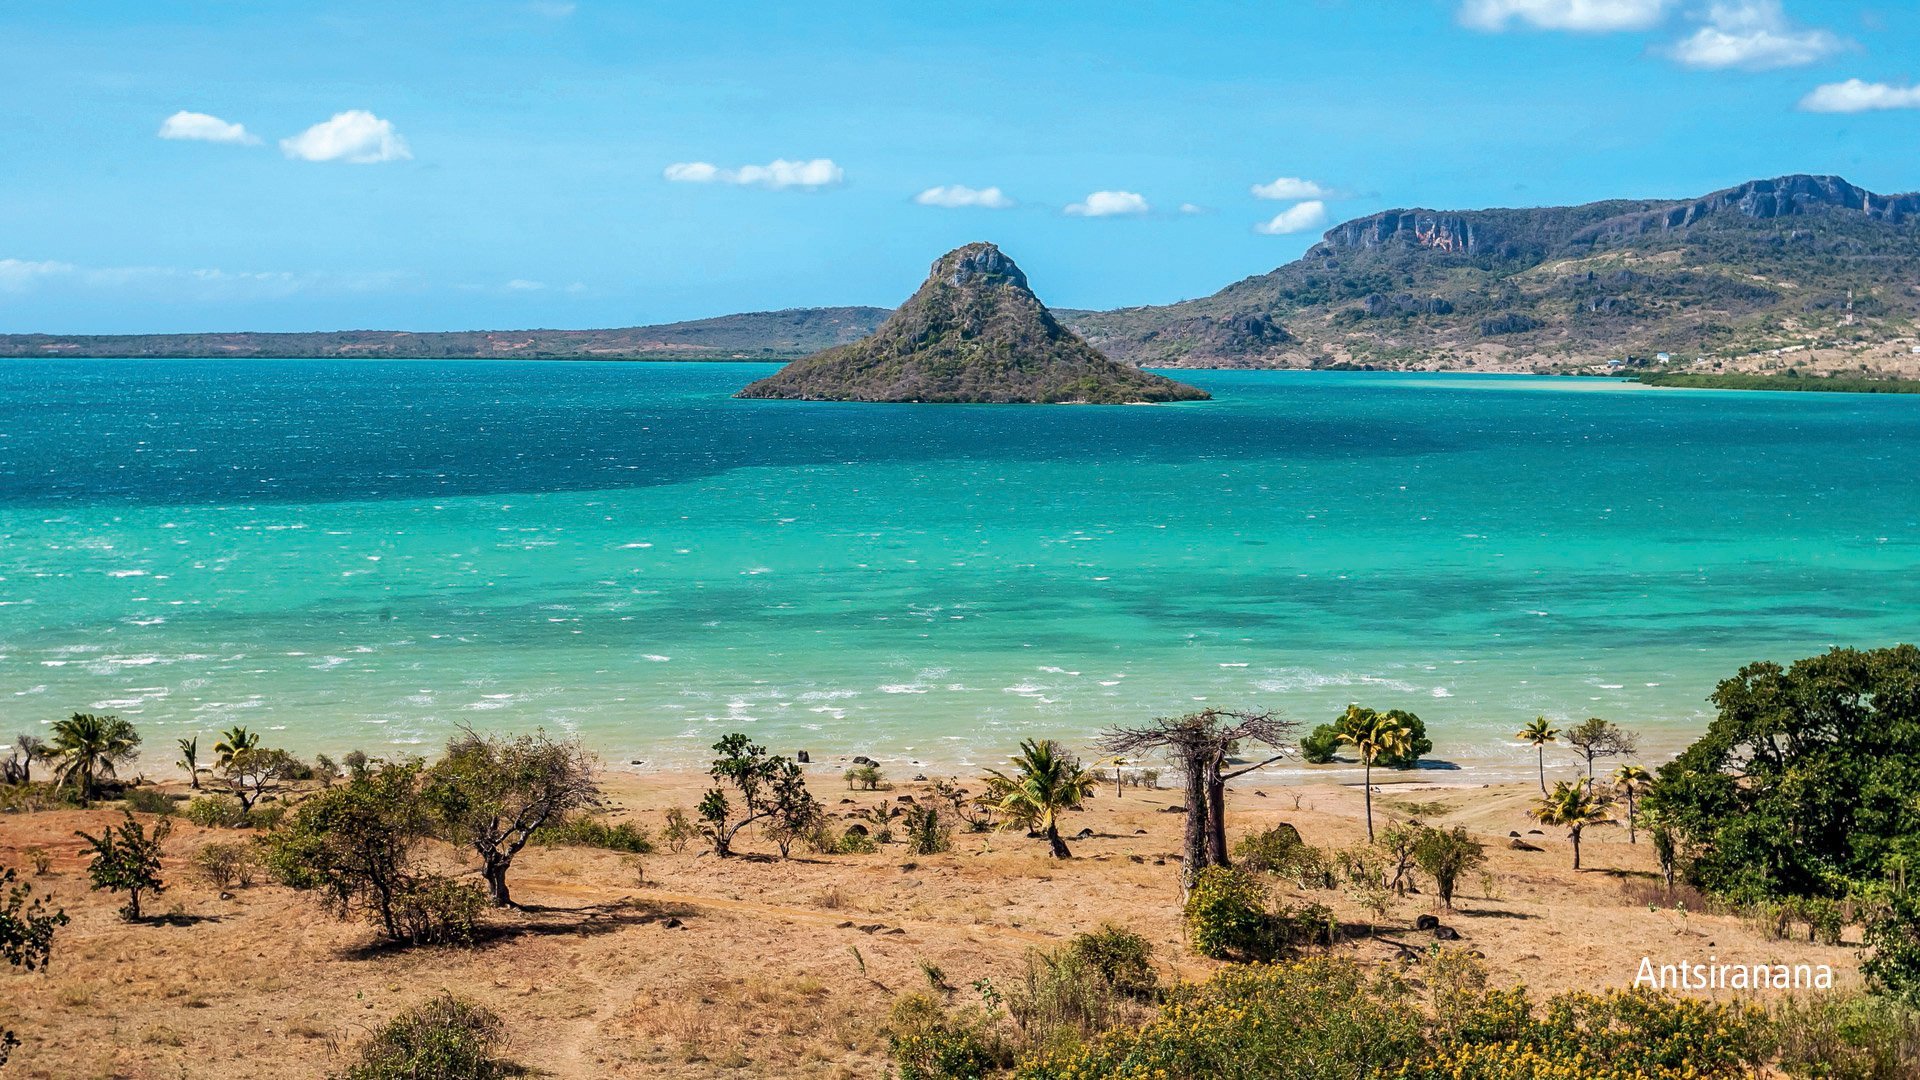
[1,359,1916,780]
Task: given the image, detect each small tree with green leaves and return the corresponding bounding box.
[698,734,815,858]
[1610,764,1652,844]
[264,760,457,943]
[1564,717,1638,787]
[1,865,68,1066]
[1412,826,1486,910]
[423,728,601,906]
[218,746,301,814]
[76,810,169,921]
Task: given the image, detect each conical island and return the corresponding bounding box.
[735,243,1209,404]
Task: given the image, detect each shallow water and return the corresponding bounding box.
[1,360,1915,779]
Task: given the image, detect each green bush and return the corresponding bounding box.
[1016,957,1425,1079]
[1770,991,1920,1080]
[1064,925,1156,999]
[1302,709,1432,769]
[343,993,515,1080]
[1233,824,1307,875]
[888,991,1010,1080]
[531,815,654,854]
[904,804,953,856]
[1300,725,1341,764]
[837,828,880,854]
[1183,867,1274,961]
[184,794,249,829]
[122,788,176,816]
[845,764,885,790]
[391,876,485,946]
[189,841,259,890]
[1864,892,1920,1007]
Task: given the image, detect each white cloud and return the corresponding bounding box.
[0,258,76,291]
[1254,201,1329,236]
[662,158,843,189]
[1178,203,1207,215]
[1251,176,1331,200]
[1799,78,1920,112]
[1065,190,1150,217]
[1460,0,1669,31]
[1668,1,1846,70]
[0,258,409,298]
[914,185,1014,209]
[505,279,547,291]
[280,110,411,164]
[157,110,260,145]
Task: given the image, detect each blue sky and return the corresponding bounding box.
[2,0,1917,333]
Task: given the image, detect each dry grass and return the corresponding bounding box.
[0,772,1864,1078]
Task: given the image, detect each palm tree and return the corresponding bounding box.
[1516,717,1559,794]
[1336,707,1412,842]
[980,739,1099,858]
[176,736,201,790]
[1527,780,1616,871]
[49,713,141,808]
[1611,764,1651,844]
[213,726,258,768]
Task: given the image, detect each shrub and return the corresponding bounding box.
[1300,724,1342,764]
[1412,826,1486,909]
[1064,925,1156,999]
[123,788,176,816]
[189,841,259,890]
[1016,957,1424,1079]
[836,828,880,855]
[391,876,486,946]
[77,810,169,921]
[889,991,1011,1080]
[23,848,51,876]
[660,806,695,853]
[185,794,249,829]
[343,993,514,1080]
[1864,892,1920,1007]
[1233,823,1305,875]
[1770,991,1920,1080]
[846,764,884,790]
[904,804,953,856]
[1183,866,1274,961]
[531,816,654,854]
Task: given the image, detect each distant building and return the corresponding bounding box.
[1655,352,1672,363]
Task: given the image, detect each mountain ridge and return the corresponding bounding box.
[1066,173,1920,372]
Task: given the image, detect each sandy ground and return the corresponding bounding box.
[0,768,1860,1079]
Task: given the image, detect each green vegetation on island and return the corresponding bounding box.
[735,243,1210,404]
[1634,371,1920,393]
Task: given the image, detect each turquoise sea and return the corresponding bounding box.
[1,360,1916,779]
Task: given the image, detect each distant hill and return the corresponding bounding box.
[737,242,1208,404]
[1065,174,1920,371]
[0,307,891,360]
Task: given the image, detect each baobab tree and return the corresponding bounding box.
[1100,708,1296,887]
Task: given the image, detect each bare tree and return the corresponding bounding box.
[1100,709,1296,887]
[422,728,601,906]
[1564,718,1638,787]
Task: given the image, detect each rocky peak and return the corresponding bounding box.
[736,243,1208,404]
[938,241,1029,290]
